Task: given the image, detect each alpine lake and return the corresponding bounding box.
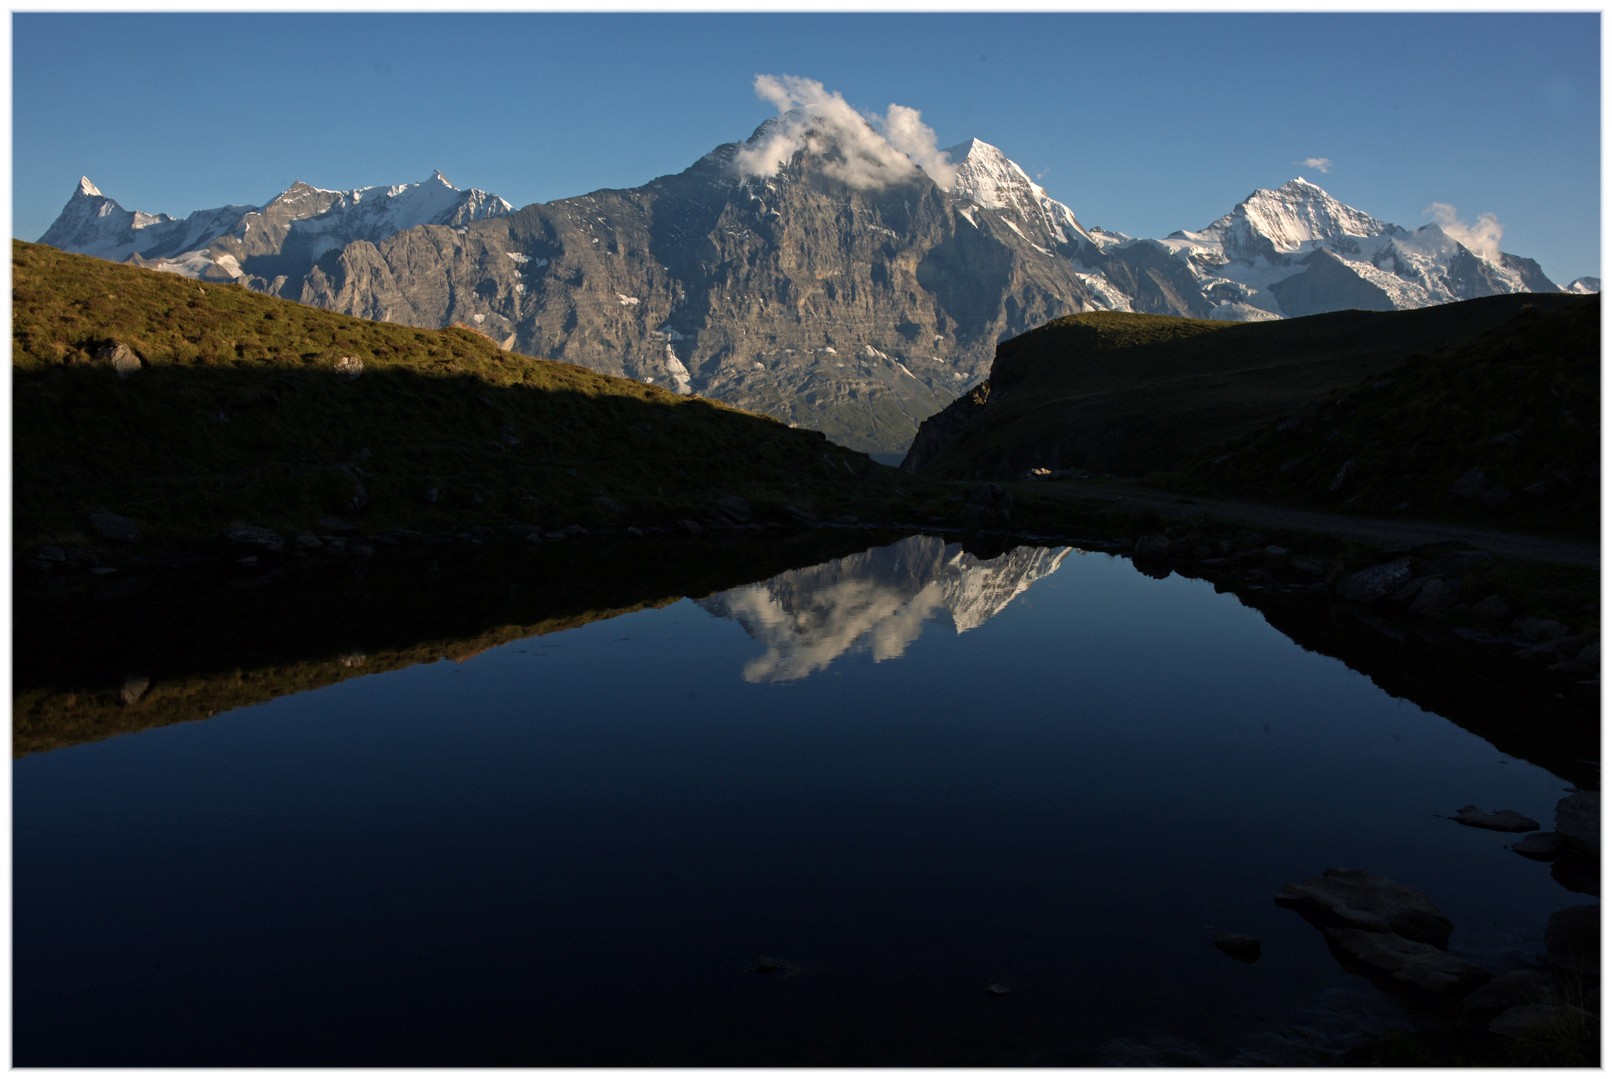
[12,527,1597,1066]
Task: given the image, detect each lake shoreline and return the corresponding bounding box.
[14,523,1599,1067]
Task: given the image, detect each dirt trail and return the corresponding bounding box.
[1037,480,1600,567]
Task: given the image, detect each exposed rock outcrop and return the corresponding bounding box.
[1276,868,1454,947]
[1322,927,1490,994]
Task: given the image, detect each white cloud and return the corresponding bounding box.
[1425,201,1505,264]
[733,74,956,191]
[877,102,958,190]
[1301,156,1333,173]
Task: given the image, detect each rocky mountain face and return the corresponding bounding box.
[696,534,1072,682]
[287,131,1118,455]
[41,124,1582,455]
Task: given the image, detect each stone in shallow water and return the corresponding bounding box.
[1322,928,1490,994]
[1453,805,1542,832]
[1276,868,1454,947]
[1555,791,1600,854]
[1511,832,1566,860]
[1212,932,1262,963]
[748,956,800,978]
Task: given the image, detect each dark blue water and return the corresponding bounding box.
[12,538,1577,1065]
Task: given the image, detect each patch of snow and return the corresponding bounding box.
[617,294,640,306]
[1072,271,1132,312]
[664,345,693,394]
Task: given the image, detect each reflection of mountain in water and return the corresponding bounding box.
[699,535,1072,682]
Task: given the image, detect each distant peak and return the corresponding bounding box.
[947,137,1004,162]
[426,169,452,186]
[76,176,102,198]
[1250,177,1333,203]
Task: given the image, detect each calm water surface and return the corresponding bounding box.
[13,537,1577,1065]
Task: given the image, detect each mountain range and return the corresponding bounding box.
[38,110,1594,454]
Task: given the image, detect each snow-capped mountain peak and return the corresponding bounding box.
[1148,176,1560,320]
[1176,177,1391,261]
[947,138,1030,210]
[1239,177,1388,249]
[945,138,1093,252]
[37,170,515,285]
[37,178,156,257]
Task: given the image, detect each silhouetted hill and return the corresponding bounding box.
[903,294,1596,540]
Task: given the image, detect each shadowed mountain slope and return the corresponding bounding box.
[13,240,910,551]
[902,293,1596,541]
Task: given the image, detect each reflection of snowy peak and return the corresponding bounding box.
[942,544,1072,632]
[39,172,513,286]
[698,536,1072,682]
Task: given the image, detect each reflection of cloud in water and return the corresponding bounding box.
[700,536,1071,683]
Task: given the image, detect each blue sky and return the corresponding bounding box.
[11,10,1602,284]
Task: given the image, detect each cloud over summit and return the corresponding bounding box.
[1425,201,1505,264]
[734,75,958,191]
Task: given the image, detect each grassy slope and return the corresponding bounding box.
[911,296,1594,505]
[12,240,921,550]
[1170,297,1599,539]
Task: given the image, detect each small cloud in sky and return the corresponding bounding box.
[734,74,957,191]
[1300,156,1333,174]
[1425,201,1504,263]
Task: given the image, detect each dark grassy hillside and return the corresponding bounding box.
[13,240,916,551]
[1172,297,1599,540]
[904,295,1592,488]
